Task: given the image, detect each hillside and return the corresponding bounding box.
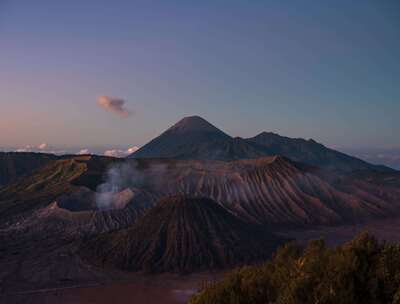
[0,152,58,186]
[0,155,116,222]
[119,157,400,226]
[80,196,285,273]
[246,132,392,172]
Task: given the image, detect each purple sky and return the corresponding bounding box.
[0,1,399,166]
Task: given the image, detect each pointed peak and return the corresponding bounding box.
[257,131,281,137]
[167,116,229,136]
[176,115,209,125]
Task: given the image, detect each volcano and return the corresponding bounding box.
[129,116,393,172]
[130,116,265,161]
[80,196,285,273]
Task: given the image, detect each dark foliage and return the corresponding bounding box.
[190,232,400,304]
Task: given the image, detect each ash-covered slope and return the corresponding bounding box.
[246,132,392,172]
[121,157,400,226]
[0,152,58,186]
[2,154,399,230]
[81,196,284,273]
[130,116,265,161]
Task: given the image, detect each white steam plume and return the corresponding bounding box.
[95,161,167,210]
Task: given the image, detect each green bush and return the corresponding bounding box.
[190,232,400,304]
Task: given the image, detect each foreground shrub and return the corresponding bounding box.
[190,232,400,304]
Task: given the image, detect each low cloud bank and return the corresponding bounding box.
[104,146,139,157]
[343,148,400,170]
[361,153,400,170]
[78,149,90,155]
[11,145,140,158]
[15,143,65,155]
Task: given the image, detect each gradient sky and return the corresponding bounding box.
[0,1,399,156]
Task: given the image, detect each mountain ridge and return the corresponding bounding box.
[0,152,58,187]
[130,116,264,161]
[129,116,394,173]
[246,131,392,172]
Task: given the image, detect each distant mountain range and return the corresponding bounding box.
[129,116,393,172]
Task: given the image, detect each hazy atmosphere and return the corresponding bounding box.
[1,0,399,164]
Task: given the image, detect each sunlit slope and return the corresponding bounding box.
[0,156,114,221]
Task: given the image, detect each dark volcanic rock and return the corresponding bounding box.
[130,116,265,161]
[81,196,285,273]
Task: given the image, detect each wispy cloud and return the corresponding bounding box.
[97,96,131,118]
[16,145,33,152]
[126,146,139,154]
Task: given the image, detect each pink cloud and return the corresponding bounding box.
[97,96,131,118]
[38,143,48,150]
[126,146,139,154]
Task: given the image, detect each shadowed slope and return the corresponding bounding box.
[130,116,265,161]
[81,196,285,273]
[247,132,393,172]
[0,152,58,186]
